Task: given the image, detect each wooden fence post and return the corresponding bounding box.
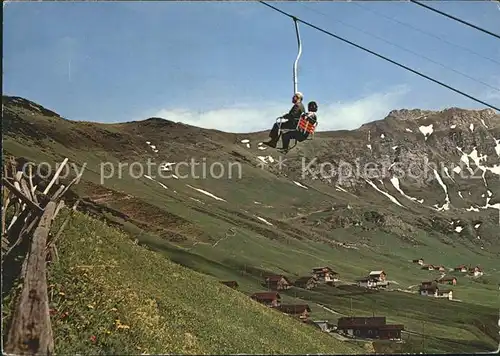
[4,202,57,355]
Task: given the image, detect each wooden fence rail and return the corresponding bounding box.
[2,156,82,355]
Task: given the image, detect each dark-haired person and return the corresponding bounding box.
[263,92,305,148]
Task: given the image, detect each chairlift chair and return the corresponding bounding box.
[273,16,318,151]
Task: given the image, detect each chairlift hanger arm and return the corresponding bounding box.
[293,16,302,95]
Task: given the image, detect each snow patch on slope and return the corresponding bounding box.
[419,124,434,141]
[390,176,424,203]
[160,162,176,171]
[294,181,308,189]
[432,169,450,211]
[146,141,159,153]
[481,197,500,211]
[335,185,348,193]
[256,216,273,226]
[365,179,405,208]
[186,185,226,202]
[144,175,169,190]
[443,167,455,182]
[257,156,275,164]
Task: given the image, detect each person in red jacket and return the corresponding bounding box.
[263,92,305,148]
[280,101,318,152]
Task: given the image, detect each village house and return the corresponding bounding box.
[275,304,311,321]
[454,265,468,273]
[420,281,436,289]
[311,267,339,283]
[421,264,435,271]
[250,292,281,307]
[356,271,388,289]
[220,280,239,289]
[336,316,404,340]
[436,276,457,285]
[469,266,483,277]
[263,275,293,290]
[434,265,446,272]
[419,283,453,300]
[369,270,387,282]
[412,258,424,265]
[294,276,319,290]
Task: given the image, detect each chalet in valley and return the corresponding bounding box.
[275,304,311,321]
[294,276,319,290]
[369,270,387,281]
[419,282,453,300]
[454,265,468,273]
[263,275,292,290]
[311,267,339,283]
[220,280,239,289]
[436,276,457,285]
[412,258,424,265]
[469,266,483,277]
[434,265,446,272]
[356,270,388,289]
[421,264,435,271]
[337,316,404,340]
[250,292,281,307]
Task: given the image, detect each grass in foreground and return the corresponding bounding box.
[46,210,363,354]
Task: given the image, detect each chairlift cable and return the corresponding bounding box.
[352,2,500,66]
[258,1,500,112]
[409,0,500,41]
[298,3,500,93]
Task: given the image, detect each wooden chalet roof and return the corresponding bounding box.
[294,276,317,284]
[250,292,281,300]
[338,317,387,328]
[276,304,311,314]
[312,267,338,274]
[265,275,292,283]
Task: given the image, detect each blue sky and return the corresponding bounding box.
[4,1,500,132]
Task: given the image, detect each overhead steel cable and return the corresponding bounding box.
[352,2,500,66]
[299,3,500,93]
[258,1,500,112]
[409,0,500,40]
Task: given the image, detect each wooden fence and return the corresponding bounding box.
[2,157,82,355]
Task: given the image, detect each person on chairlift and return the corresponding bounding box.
[280,100,318,152]
[263,92,305,148]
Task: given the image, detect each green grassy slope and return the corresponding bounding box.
[45,211,363,354]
